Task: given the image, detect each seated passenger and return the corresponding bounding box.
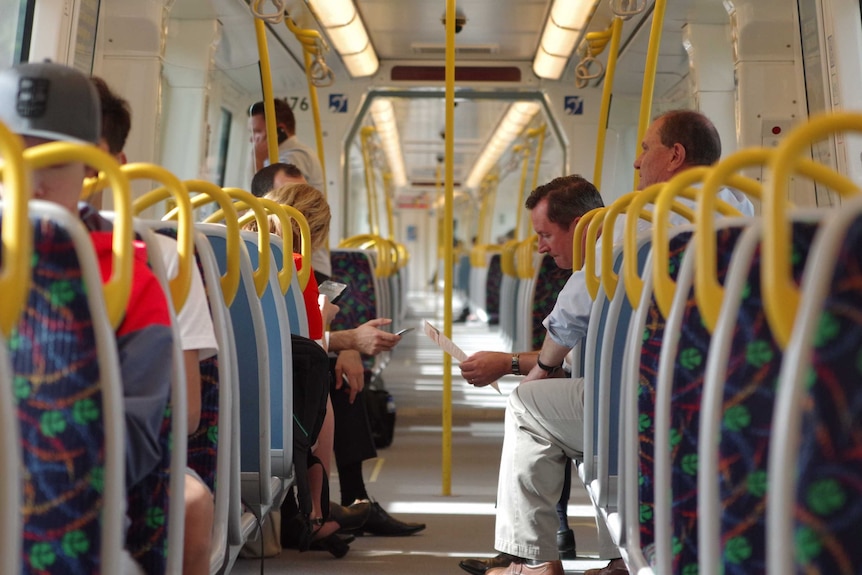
[254,170,426,537]
[468,111,754,575]
[90,76,219,575]
[0,61,174,574]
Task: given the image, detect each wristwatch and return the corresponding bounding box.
[511,353,521,376]
[536,356,562,375]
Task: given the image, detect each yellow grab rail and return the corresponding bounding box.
[0,125,31,337]
[253,18,280,169]
[517,235,538,279]
[572,206,606,272]
[157,180,241,306]
[501,238,520,277]
[285,16,330,196]
[470,242,502,268]
[622,183,694,309]
[25,142,132,329]
[633,0,667,190]
[584,207,609,299]
[113,163,195,312]
[593,18,623,187]
[206,189,270,298]
[514,145,531,241]
[651,167,746,319]
[764,112,862,348]
[233,198,313,292]
[232,201,292,295]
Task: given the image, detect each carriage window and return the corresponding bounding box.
[1,0,35,67]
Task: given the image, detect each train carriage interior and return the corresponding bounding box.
[2,0,862,574]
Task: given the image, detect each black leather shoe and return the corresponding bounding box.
[359,501,425,536]
[459,553,519,575]
[329,500,371,531]
[556,528,576,559]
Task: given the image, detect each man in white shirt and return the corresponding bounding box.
[477,110,754,575]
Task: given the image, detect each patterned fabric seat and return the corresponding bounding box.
[329,249,378,331]
[792,214,862,575]
[485,254,502,325]
[530,254,571,350]
[11,215,121,574]
[710,222,817,575]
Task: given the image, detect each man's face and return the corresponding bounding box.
[633,118,676,189]
[531,197,576,270]
[249,113,267,146]
[7,136,86,212]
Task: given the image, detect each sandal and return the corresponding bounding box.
[306,518,350,558]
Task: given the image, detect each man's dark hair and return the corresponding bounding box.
[249,98,295,135]
[91,76,131,154]
[657,109,721,167]
[251,162,304,197]
[525,174,604,228]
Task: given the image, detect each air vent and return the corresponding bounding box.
[411,43,499,55]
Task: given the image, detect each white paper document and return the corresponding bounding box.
[424,321,501,393]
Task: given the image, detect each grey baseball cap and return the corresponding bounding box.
[0,61,100,145]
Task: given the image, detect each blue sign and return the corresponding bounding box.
[329,94,348,113]
[564,96,584,116]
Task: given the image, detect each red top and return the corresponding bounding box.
[294,253,322,339]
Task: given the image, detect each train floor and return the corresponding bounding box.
[231,290,610,575]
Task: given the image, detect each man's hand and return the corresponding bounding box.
[329,318,400,355]
[335,349,365,403]
[460,351,509,387]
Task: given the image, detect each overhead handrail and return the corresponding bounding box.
[610,0,648,19]
[250,0,285,23]
[764,112,862,348]
[584,207,609,299]
[24,142,132,329]
[651,167,747,319]
[694,149,854,332]
[633,0,667,190]
[204,189,271,298]
[285,16,331,199]
[97,163,194,312]
[0,124,31,337]
[156,179,241,306]
[593,18,623,187]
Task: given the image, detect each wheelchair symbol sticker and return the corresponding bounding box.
[329,94,348,113]
[564,96,584,116]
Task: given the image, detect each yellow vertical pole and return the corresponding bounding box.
[593,18,623,188]
[360,127,379,235]
[383,172,395,240]
[514,145,530,241]
[529,124,547,192]
[634,0,667,190]
[253,19,279,166]
[442,0,456,496]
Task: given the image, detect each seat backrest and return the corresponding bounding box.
[12,203,125,574]
[197,223,275,517]
[330,249,379,331]
[484,254,503,325]
[153,223,234,573]
[0,333,20,575]
[767,206,862,575]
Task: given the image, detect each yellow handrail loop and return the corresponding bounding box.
[24,142,132,330]
[157,180,241,306]
[0,124,31,337]
[765,112,862,348]
[584,207,609,299]
[209,189,271,298]
[572,206,606,272]
[250,0,285,23]
[610,0,648,19]
[105,163,194,312]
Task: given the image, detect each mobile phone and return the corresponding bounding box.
[395,327,414,336]
[318,280,348,304]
